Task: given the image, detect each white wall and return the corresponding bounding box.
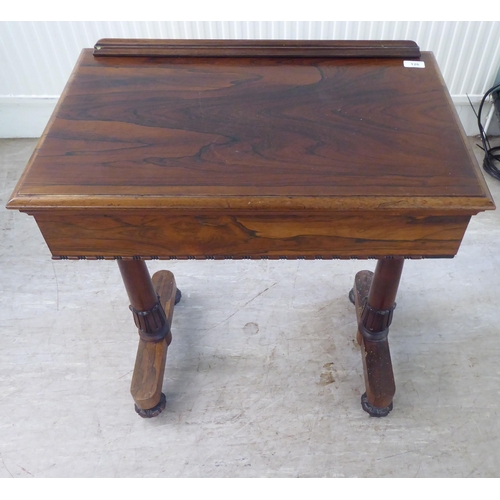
[1,21,500,137]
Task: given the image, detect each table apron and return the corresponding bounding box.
[31,211,471,260]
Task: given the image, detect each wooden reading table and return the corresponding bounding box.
[7,39,494,418]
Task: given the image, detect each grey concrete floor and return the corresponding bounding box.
[1,138,500,478]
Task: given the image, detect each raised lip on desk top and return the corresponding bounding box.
[93,38,421,58]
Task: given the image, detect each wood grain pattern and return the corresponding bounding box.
[5,40,494,262]
[93,39,421,58]
[7,50,493,209]
[32,211,471,259]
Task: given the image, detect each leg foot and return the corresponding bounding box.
[348,288,355,305]
[135,393,167,418]
[361,392,393,417]
[352,259,404,416]
[175,288,182,305]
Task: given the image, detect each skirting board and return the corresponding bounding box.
[454,95,500,137]
[1,96,499,139]
[0,97,58,139]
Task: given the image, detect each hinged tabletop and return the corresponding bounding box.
[7,39,493,214]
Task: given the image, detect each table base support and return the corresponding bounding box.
[118,260,180,418]
[350,258,404,417]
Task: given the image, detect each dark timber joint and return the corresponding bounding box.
[129,297,170,342]
[135,393,167,418]
[358,325,390,343]
[360,302,397,335]
[361,392,394,417]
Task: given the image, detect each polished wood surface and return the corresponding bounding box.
[35,211,470,259]
[118,260,158,311]
[8,51,490,206]
[93,39,421,58]
[6,41,493,261]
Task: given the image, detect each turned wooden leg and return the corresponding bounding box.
[350,258,404,417]
[118,260,181,418]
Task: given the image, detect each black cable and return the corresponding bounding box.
[476,82,500,181]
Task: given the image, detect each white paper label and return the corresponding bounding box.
[404,60,425,68]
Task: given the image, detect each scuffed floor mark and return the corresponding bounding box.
[0,453,13,478]
[318,362,335,385]
[18,465,34,477]
[203,282,278,332]
[243,322,259,335]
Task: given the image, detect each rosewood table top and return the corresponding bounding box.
[7,39,494,261]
